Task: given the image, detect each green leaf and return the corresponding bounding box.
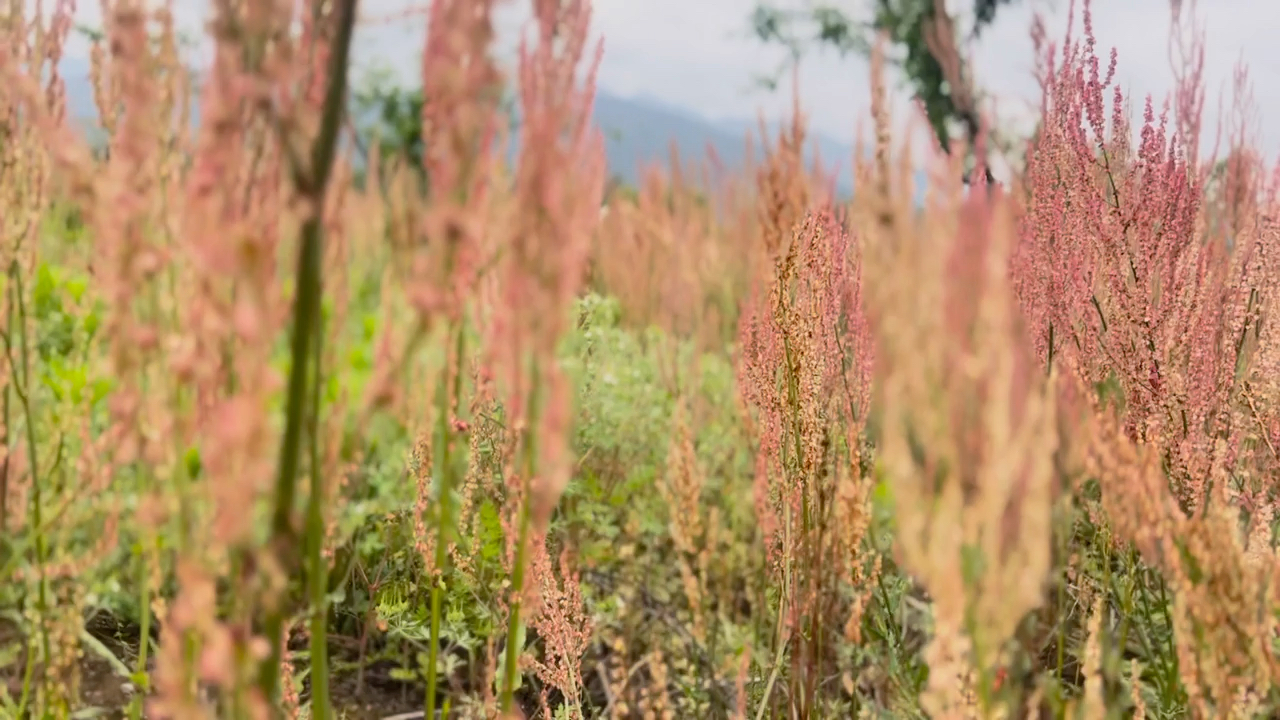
[79,629,131,680]
[493,621,527,695]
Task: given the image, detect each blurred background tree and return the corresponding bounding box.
[350,63,520,195]
[351,65,429,193]
[750,0,1020,183]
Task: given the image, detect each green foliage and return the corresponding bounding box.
[751,0,1017,168]
[353,66,428,190]
[351,64,519,193]
[0,249,1184,716]
[5,254,1252,718]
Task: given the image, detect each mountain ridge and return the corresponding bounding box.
[55,57,863,195]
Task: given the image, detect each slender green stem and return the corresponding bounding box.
[425,582,444,717]
[0,367,7,532]
[499,485,531,713]
[756,508,792,720]
[0,290,10,571]
[426,324,466,718]
[258,0,360,707]
[425,365,450,718]
[128,235,168,719]
[258,162,325,706]
[7,262,53,710]
[499,363,541,713]
[128,536,153,720]
[305,301,331,720]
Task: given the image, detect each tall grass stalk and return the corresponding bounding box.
[500,363,541,714]
[259,0,360,706]
[127,528,154,720]
[426,322,467,717]
[306,298,331,719]
[6,260,53,714]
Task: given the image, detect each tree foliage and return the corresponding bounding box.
[352,68,429,192]
[751,0,1018,181]
[351,66,520,194]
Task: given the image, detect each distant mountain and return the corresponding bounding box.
[711,116,858,186]
[593,91,856,196]
[54,58,868,196]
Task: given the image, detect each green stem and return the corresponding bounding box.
[7,261,53,710]
[305,300,331,720]
[500,493,531,713]
[755,508,792,720]
[499,363,541,714]
[0,292,10,570]
[129,233,168,719]
[128,536,153,719]
[258,0,360,707]
[258,169,323,706]
[0,364,7,533]
[426,324,466,718]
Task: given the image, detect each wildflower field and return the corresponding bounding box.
[1,0,1278,717]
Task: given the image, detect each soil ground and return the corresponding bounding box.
[0,616,437,719]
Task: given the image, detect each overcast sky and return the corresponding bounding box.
[43,0,1280,162]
